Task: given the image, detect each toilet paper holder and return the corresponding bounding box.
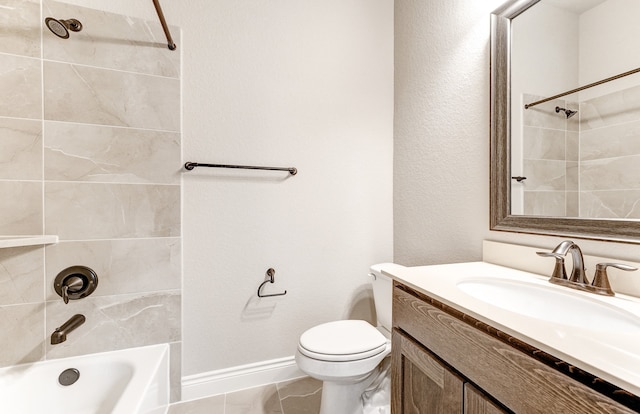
[257,268,287,298]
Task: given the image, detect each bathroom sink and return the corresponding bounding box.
[457,277,640,334]
[385,260,640,396]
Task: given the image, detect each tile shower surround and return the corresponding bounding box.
[522,86,640,219]
[580,84,640,218]
[522,93,578,217]
[0,0,182,402]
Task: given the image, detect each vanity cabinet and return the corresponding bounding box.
[392,328,508,413]
[391,283,639,414]
[464,384,506,414]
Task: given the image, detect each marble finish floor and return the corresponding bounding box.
[168,377,322,414]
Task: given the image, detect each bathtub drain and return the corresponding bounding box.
[58,368,80,386]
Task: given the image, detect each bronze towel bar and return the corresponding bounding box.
[184,162,297,176]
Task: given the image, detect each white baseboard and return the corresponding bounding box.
[181,356,305,401]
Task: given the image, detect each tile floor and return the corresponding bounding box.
[167,377,322,414]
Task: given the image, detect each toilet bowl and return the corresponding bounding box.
[295,263,402,414]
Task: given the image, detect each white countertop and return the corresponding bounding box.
[383,261,640,397]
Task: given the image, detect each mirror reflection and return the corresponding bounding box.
[510,0,640,219]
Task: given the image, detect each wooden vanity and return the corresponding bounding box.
[391,282,640,413]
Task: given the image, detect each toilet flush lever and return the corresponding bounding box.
[257,268,287,298]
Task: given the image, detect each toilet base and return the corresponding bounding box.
[318,365,383,414]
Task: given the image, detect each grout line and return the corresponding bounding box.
[43,180,181,187]
[41,118,181,134]
[42,58,180,81]
[41,117,180,134]
[165,379,321,413]
[578,117,640,132]
[279,387,323,401]
[0,115,42,122]
[580,153,640,163]
[40,0,47,357]
[275,381,285,414]
[52,236,182,242]
[0,51,41,60]
[522,124,572,133]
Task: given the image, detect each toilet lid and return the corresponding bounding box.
[298,320,388,362]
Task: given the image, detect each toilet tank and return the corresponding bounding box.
[369,263,404,332]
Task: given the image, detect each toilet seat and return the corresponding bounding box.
[298,320,388,362]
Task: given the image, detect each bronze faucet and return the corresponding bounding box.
[51,314,85,345]
[537,241,637,296]
[551,240,588,284]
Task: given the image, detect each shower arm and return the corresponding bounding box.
[152,0,176,50]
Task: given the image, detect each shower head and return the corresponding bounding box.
[45,17,83,39]
[555,106,578,119]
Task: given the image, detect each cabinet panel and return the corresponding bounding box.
[392,330,463,414]
[464,383,508,414]
[393,285,638,414]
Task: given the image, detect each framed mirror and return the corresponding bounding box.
[490,0,640,242]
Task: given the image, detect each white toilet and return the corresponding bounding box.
[295,263,400,414]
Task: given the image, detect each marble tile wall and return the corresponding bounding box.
[523,84,640,219]
[0,0,182,402]
[580,84,640,219]
[521,94,578,216]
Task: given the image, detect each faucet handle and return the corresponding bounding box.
[60,275,84,305]
[591,263,637,296]
[536,252,568,281]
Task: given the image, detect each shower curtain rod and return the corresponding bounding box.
[152,0,176,50]
[524,66,640,109]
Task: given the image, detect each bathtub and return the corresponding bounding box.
[0,343,169,414]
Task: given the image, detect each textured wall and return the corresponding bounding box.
[393,0,503,265]
[60,0,394,379]
[179,0,394,375]
[395,0,640,268]
[0,0,182,400]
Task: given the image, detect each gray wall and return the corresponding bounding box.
[394,0,499,265]
[394,0,640,267]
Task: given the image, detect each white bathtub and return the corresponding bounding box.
[0,344,169,414]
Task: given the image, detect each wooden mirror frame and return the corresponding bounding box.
[489,0,640,243]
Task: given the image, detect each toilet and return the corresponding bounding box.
[295,263,401,414]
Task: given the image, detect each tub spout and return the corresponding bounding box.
[51,314,85,345]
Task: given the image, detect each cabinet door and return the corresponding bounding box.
[392,330,464,414]
[464,383,510,414]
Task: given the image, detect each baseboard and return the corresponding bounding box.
[181,356,305,401]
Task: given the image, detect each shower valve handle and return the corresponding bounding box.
[61,276,84,304]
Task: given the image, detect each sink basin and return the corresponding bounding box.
[385,260,640,396]
[457,278,640,333]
